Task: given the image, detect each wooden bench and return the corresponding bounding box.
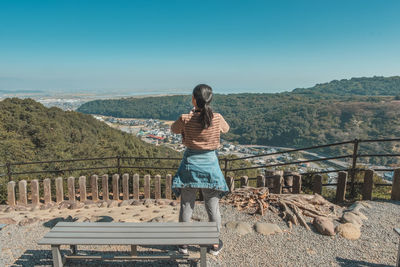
[38,221,218,267]
[395,228,400,267]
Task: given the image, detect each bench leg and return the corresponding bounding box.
[131,245,137,256]
[397,238,400,267]
[200,246,207,267]
[51,245,63,267]
[70,245,77,255]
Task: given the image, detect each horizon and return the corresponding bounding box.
[1,0,400,93]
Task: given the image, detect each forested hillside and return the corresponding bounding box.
[77,76,400,163]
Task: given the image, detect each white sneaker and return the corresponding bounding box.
[208,239,223,256]
[178,245,188,254]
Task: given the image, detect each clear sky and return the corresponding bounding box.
[0,0,399,94]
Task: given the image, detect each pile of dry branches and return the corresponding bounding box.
[221,187,340,230]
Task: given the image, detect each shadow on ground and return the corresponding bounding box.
[12,248,198,266]
[336,257,393,267]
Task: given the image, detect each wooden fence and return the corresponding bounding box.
[5,168,400,207]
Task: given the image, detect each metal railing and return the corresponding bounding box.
[1,138,399,198]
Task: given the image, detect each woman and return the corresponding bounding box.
[170,84,229,256]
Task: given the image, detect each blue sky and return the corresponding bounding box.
[0,0,399,94]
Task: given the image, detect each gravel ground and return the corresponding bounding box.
[1,200,399,267]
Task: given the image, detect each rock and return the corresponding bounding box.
[15,206,28,211]
[131,200,142,206]
[170,201,178,207]
[254,222,282,235]
[58,202,71,209]
[18,218,39,226]
[119,200,131,207]
[69,202,84,210]
[40,203,54,210]
[225,221,252,235]
[342,212,362,227]
[84,200,95,205]
[143,199,154,205]
[153,210,160,213]
[348,202,364,212]
[4,206,15,213]
[173,207,178,211]
[0,217,17,224]
[156,199,166,205]
[336,223,361,240]
[84,205,90,209]
[107,201,119,208]
[149,216,164,222]
[351,210,368,220]
[312,217,335,236]
[133,213,140,217]
[99,202,108,208]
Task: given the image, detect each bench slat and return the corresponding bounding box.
[51,227,217,233]
[38,238,218,246]
[45,232,218,239]
[55,222,217,227]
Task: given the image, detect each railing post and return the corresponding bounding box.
[7,181,16,206]
[6,163,12,182]
[154,174,161,200]
[224,158,228,179]
[336,171,347,203]
[79,176,87,202]
[144,174,151,199]
[350,139,359,198]
[133,174,140,200]
[31,179,40,206]
[122,173,130,200]
[68,177,76,202]
[55,177,64,203]
[43,178,52,204]
[117,156,121,176]
[392,168,400,201]
[102,174,109,201]
[256,175,265,188]
[313,175,322,195]
[165,174,172,199]
[240,176,248,187]
[18,180,27,205]
[292,174,302,194]
[226,176,235,192]
[112,174,120,201]
[362,169,374,201]
[91,175,99,202]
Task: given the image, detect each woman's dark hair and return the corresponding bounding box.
[193,84,214,129]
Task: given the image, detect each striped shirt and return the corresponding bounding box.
[171,111,230,150]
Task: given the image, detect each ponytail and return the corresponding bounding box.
[193,84,214,129]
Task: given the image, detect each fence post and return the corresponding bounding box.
[18,180,27,205]
[224,158,229,179]
[350,139,359,198]
[31,179,40,206]
[43,178,51,204]
[68,177,75,202]
[165,174,172,199]
[154,175,161,200]
[55,177,64,203]
[91,175,99,202]
[391,168,400,201]
[112,174,120,201]
[362,170,374,201]
[133,174,140,200]
[265,170,274,189]
[240,176,248,187]
[284,171,294,193]
[292,174,302,194]
[226,176,235,192]
[256,175,265,188]
[272,174,283,194]
[313,175,322,195]
[144,174,151,199]
[117,156,121,176]
[102,174,109,201]
[122,173,130,200]
[336,171,347,203]
[6,163,12,182]
[79,176,87,202]
[7,181,16,206]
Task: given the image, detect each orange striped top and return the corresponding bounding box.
[171,111,230,150]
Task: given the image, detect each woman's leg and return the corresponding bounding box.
[179,188,197,223]
[202,188,221,232]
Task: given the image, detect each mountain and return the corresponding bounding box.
[0,97,180,169]
[77,76,400,164]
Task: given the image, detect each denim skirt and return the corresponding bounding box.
[172,148,229,197]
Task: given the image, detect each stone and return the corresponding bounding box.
[0,217,17,224]
[15,206,28,211]
[342,212,362,227]
[156,199,166,205]
[119,200,131,207]
[131,200,142,206]
[254,222,282,235]
[351,210,368,220]
[348,202,365,212]
[4,206,15,213]
[84,200,95,205]
[58,201,71,209]
[312,217,335,236]
[149,216,164,222]
[170,201,178,207]
[107,201,119,208]
[18,218,39,226]
[336,223,361,240]
[99,202,108,208]
[225,221,252,235]
[69,202,84,210]
[153,210,160,213]
[143,199,154,205]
